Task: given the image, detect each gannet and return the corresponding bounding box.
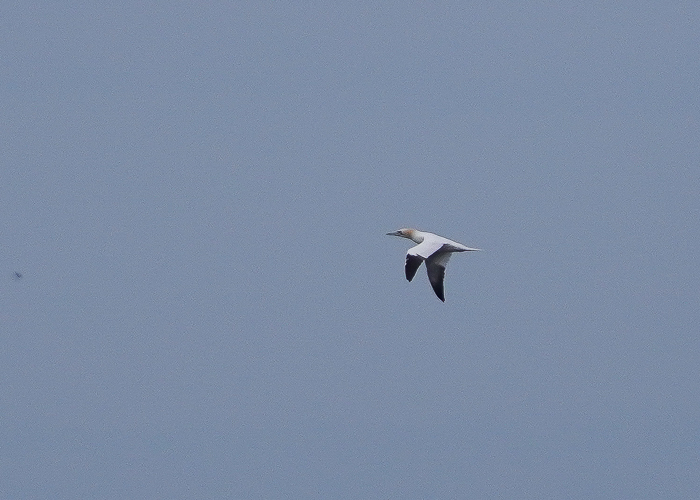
[386,228,480,302]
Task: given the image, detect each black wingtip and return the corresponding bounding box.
[427,264,446,301]
[405,254,424,282]
[431,279,445,301]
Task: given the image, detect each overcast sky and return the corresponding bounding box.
[2,2,699,499]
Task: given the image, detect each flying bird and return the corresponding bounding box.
[386,228,480,302]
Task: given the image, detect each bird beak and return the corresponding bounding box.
[386,231,401,236]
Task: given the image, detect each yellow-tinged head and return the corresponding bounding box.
[386,228,423,243]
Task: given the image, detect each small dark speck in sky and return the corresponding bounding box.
[13,271,22,280]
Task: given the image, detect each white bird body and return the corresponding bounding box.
[386,228,480,302]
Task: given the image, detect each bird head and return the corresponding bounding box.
[386,228,418,240]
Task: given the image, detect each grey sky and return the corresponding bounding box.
[2,2,699,499]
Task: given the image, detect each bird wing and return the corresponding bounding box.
[404,254,424,282]
[425,248,452,302]
[409,239,445,259]
[405,239,444,282]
